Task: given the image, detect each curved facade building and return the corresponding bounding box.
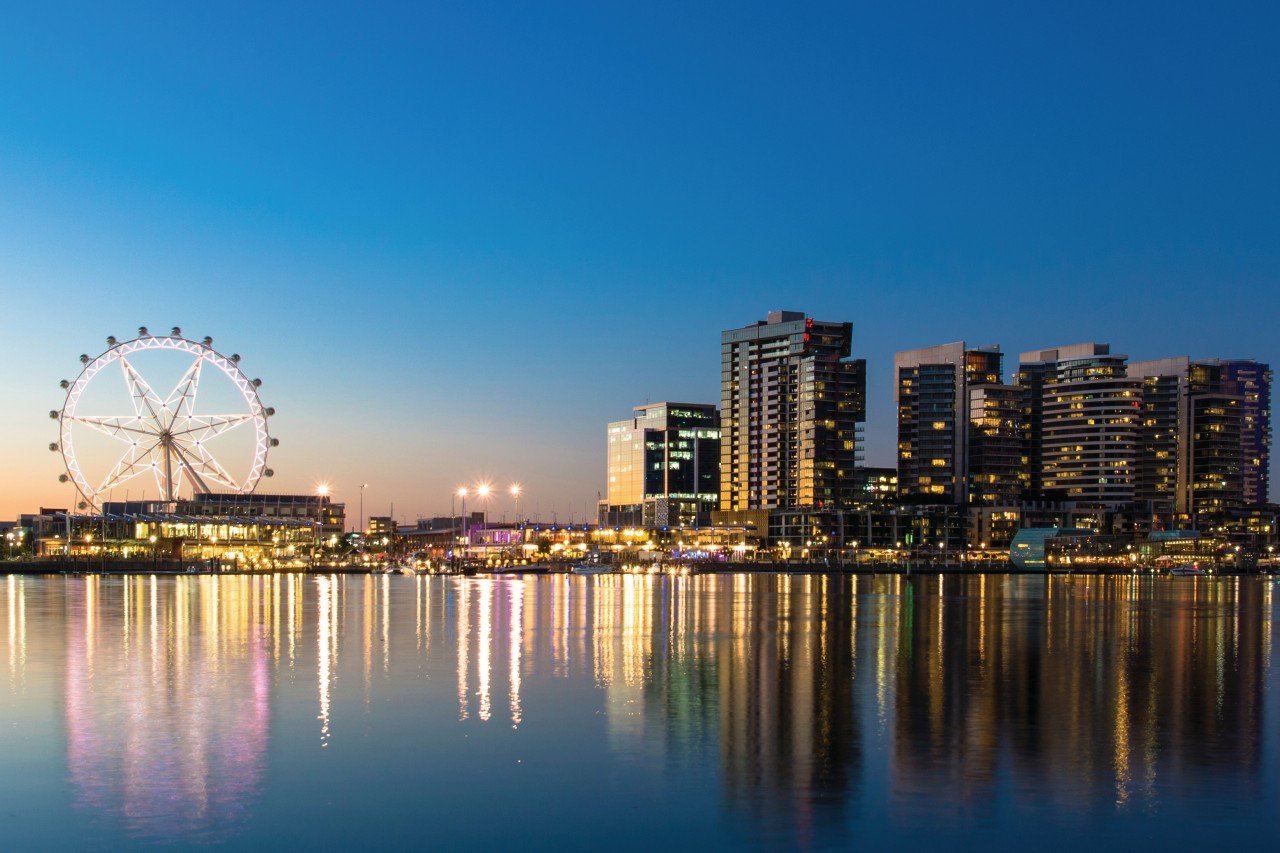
[1020,344,1141,507]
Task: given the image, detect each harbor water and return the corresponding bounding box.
[1,572,1277,849]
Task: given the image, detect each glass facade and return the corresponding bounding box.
[1217,360,1272,506]
[604,403,720,527]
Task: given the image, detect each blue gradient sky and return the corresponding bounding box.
[2,1,1278,521]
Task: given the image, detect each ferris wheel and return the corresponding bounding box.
[51,327,277,509]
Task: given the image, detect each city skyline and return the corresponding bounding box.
[6,315,1273,523]
[3,3,1280,519]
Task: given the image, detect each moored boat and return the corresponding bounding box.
[490,564,551,575]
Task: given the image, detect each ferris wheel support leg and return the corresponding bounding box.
[164,442,174,502]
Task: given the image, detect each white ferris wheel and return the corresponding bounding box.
[52,327,277,509]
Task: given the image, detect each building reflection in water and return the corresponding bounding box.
[62,575,271,842]
[462,572,1266,843]
[0,570,1269,847]
[397,572,1273,844]
[890,575,1267,820]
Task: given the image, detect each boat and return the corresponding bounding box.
[1169,563,1206,576]
[570,562,613,575]
[490,564,551,576]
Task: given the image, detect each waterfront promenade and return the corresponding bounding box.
[2,558,1274,576]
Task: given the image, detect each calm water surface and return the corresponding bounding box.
[0,573,1277,849]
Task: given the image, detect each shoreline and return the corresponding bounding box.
[0,560,1273,577]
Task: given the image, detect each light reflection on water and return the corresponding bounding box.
[0,573,1276,848]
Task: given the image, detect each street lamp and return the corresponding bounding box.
[358,483,368,537]
[510,484,523,524]
[314,483,330,568]
[456,487,469,558]
[474,484,493,563]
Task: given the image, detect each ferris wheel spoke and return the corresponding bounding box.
[65,415,155,442]
[119,356,165,423]
[96,443,157,495]
[174,438,241,492]
[169,413,257,440]
[164,353,206,425]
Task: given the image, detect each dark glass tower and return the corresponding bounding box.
[1216,360,1272,505]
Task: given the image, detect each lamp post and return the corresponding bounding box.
[315,483,331,570]
[510,484,522,525]
[150,534,158,572]
[358,483,368,539]
[475,484,493,564]
[456,487,468,562]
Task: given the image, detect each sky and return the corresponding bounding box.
[2,0,1278,523]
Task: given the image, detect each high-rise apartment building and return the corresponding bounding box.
[968,384,1025,505]
[1129,357,1184,517]
[895,342,1022,505]
[604,402,720,528]
[1129,357,1254,522]
[1217,360,1272,505]
[1017,343,1141,506]
[719,311,866,511]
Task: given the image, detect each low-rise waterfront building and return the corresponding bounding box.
[26,492,346,569]
[602,401,720,528]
